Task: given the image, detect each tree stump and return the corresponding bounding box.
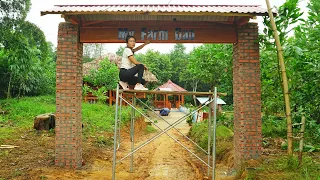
[34,113,55,130]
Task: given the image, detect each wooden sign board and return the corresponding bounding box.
[80,21,237,43]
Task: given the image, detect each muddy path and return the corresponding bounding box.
[134,110,204,180]
[85,111,205,179]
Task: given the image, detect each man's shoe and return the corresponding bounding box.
[119,81,129,90]
[134,84,148,90]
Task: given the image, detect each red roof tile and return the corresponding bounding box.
[155,80,187,92]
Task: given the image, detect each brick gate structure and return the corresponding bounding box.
[41,4,271,169]
[55,23,83,168]
[233,23,262,167]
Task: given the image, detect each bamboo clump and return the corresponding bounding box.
[265,0,293,155]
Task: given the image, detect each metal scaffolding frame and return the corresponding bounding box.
[112,85,218,180]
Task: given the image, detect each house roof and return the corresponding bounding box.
[196,97,226,105]
[41,4,271,16]
[155,80,187,92]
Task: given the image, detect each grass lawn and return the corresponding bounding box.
[0,95,137,144]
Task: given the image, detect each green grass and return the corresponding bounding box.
[0,96,56,143]
[189,120,234,156]
[255,155,320,180]
[145,125,157,133]
[0,95,141,143]
[0,95,56,128]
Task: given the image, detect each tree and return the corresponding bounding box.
[287,0,320,123]
[140,49,172,87]
[261,0,320,152]
[168,44,188,87]
[187,44,233,91]
[3,21,52,98]
[261,0,303,116]
[0,0,31,45]
[0,0,57,98]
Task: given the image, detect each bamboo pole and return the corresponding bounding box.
[265,0,293,155]
[298,116,306,165]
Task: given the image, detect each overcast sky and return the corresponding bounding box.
[26,0,306,54]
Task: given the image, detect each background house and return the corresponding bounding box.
[153,80,186,109]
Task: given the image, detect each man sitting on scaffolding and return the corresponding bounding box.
[119,35,150,90]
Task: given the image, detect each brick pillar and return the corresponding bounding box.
[55,22,83,168]
[233,23,262,168]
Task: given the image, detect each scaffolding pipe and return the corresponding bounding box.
[117,93,123,150]
[207,95,212,176]
[212,87,217,180]
[112,84,120,180]
[130,95,136,172]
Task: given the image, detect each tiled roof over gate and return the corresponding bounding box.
[41,4,270,16]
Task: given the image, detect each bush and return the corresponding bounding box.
[189,120,233,156]
[262,114,320,148]
[83,58,119,90]
[262,115,287,138]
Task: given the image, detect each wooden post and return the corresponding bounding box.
[182,95,184,105]
[165,94,168,108]
[163,95,165,108]
[265,0,293,155]
[109,90,112,105]
[298,116,306,165]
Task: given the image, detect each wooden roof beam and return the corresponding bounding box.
[62,15,79,24]
[235,17,251,25]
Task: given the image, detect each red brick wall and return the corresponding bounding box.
[233,23,262,167]
[55,22,83,168]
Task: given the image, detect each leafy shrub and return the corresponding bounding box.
[91,86,108,103]
[83,58,119,90]
[82,84,92,97]
[223,104,234,111]
[262,115,287,138]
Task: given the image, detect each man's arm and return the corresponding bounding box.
[128,56,148,70]
[133,40,151,53]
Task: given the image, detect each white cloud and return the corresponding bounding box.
[27,0,291,53]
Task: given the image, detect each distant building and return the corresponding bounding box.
[153,80,186,109]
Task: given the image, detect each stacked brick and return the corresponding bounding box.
[233,23,262,167]
[55,22,83,168]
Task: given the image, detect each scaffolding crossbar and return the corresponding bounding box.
[112,85,218,180]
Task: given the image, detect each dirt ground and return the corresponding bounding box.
[0,111,234,180]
